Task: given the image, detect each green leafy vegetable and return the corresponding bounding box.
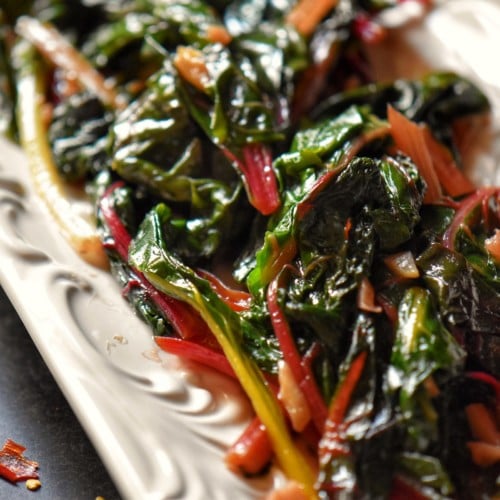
[128,203,317,494]
[3,1,500,498]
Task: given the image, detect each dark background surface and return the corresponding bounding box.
[0,285,121,500]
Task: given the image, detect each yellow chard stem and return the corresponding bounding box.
[144,270,318,498]
[14,41,108,269]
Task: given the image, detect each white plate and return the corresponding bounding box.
[1,2,500,499]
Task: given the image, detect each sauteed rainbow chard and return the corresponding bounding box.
[1,0,499,498]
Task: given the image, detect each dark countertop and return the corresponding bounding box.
[0,285,121,500]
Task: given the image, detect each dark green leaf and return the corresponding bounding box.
[397,452,454,497]
[49,92,113,181]
[388,286,465,409]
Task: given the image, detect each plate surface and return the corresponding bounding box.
[0,2,499,499]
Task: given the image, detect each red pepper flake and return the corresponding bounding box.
[0,439,39,483]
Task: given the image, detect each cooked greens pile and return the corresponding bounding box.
[2,0,500,498]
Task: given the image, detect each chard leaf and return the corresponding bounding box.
[298,155,424,254]
[230,21,308,131]
[417,243,500,375]
[82,12,166,82]
[244,106,389,293]
[239,299,282,374]
[49,92,113,181]
[291,106,366,155]
[414,205,455,251]
[128,203,316,493]
[274,105,368,183]
[388,287,465,409]
[150,0,227,48]
[285,215,375,354]
[83,0,227,83]
[111,62,202,199]
[312,72,490,162]
[317,314,397,498]
[111,62,246,261]
[397,452,455,497]
[96,183,171,335]
[179,42,284,148]
[224,0,295,35]
[418,244,500,336]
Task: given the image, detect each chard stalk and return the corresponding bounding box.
[130,206,317,498]
[14,40,108,269]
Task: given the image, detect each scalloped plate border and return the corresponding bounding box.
[0,2,500,499]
